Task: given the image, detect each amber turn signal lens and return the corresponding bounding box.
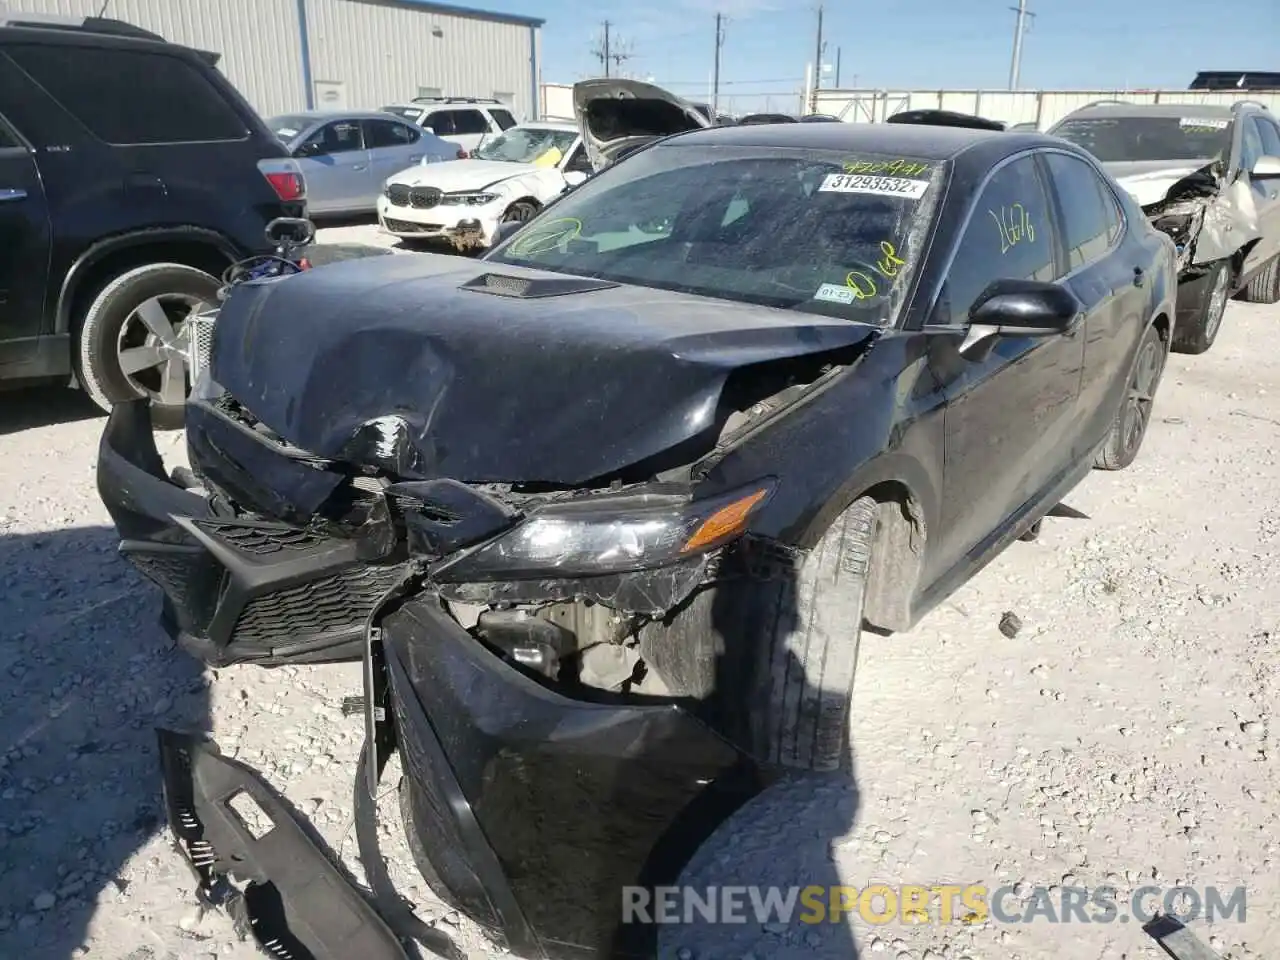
[681,487,771,553]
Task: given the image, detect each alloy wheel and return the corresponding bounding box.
[115,293,208,407]
[1123,336,1163,454]
[1203,267,1229,343]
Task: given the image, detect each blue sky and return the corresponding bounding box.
[471,0,1277,113]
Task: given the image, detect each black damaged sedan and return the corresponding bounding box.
[98,100,1177,959]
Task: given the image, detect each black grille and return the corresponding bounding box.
[386,184,410,206]
[233,563,406,646]
[409,186,442,209]
[383,218,441,234]
[124,544,224,637]
[194,520,325,555]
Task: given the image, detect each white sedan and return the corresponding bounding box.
[377,122,593,251]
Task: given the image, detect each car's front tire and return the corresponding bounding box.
[1172,260,1229,355]
[76,263,221,430]
[645,497,878,773]
[1094,323,1165,471]
[1237,253,1280,304]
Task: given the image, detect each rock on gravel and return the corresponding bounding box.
[1,230,1277,959]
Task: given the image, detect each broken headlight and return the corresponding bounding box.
[432,481,776,581]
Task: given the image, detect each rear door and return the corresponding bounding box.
[1040,150,1143,454]
[572,79,710,170]
[293,119,369,214]
[0,110,50,354]
[363,117,425,199]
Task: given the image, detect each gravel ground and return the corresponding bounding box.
[0,224,1275,960]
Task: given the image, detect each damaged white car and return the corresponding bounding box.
[1050,100,1280,354]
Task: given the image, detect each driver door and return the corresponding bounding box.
[927,153,1085,578]
[293,119,369,215]
[1245,115,1280,268]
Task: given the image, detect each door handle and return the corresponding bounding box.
[1132,266,1145,288]
[0,188,27,202]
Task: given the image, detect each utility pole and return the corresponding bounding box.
[594,21,611,77]
[712,13,726,113]
[809,4,823,112]
[1007,0,1035,90]
[835,46,841,87]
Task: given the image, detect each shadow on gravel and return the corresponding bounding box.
[0,525,209,956]
[0,387,103,437]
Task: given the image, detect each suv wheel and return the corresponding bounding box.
[77,263,221,429]
[1238,254,1280,304]
[1172,260,1230,355]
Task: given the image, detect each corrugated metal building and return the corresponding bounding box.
[13,0,544,120]
[813,87,1280,130]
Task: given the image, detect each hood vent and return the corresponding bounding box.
[461,272,619,299]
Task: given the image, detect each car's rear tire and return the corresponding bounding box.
[1237,253,1280,304]
[1172,260,1229,355]
[1094,324,1165,471]
[644,497,878,773]
[76,263,221,430]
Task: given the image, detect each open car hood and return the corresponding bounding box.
[572,78,711,170]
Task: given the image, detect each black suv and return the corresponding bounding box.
[0,13,305,425]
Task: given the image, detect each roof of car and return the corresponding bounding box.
[667,121,1045,161]
[280,109,421,122]
[1063,102,1238,121]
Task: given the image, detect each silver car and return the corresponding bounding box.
[267,110,462,216]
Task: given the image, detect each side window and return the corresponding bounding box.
[423,111,455,136]
[563,144,593,174]
[1240,118,1266,173]
[301,120,364,156]
[4,43,247,144]
[490,108,518,131]
[1043,153,1114,273]
[366,119,418,148]
[1254,116,1280,160]
[935,156,1055,326]
[451,110,490,135]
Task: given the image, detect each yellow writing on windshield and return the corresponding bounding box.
[875,240,907,278]
[842,158,931,178]
[845,270,878,299]
[508,216,583,256]
[989,204,1035,254]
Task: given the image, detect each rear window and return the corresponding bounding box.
[491,108,518,130]
[1052,116,1232,163]
[381,105,424,123]
[267,115,312,141]
[489,145,942,325]
[4,43,249,145]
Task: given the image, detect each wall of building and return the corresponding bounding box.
[12,0,539,120]
[813,88,1280,129]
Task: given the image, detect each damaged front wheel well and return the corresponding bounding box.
[860,481,926,634]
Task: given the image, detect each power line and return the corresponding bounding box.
[1007,0,1035,89]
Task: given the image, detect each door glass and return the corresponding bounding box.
[367,120,418,148]
[424,111,455,136]
[302,120,364,156]
[1241,119,1266,173]
[1043,153,1114,273]
[451,110,490,135]
[0,115,20,148]
[1255,116,1280,160]
[935,155,1056,325]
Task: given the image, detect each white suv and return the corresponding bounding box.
[380,97,518,154]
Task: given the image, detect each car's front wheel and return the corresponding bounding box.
[1172,260,1230,355]
[1094,323,1165,471]
[1236,253,1280,304]
[643,496,878,772]
[76,263,221,430]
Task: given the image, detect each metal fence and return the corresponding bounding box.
[813,88,1280,130]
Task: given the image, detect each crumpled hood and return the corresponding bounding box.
[207,254,877,485]
[1104,159,1214,206]
[386,158,536,190]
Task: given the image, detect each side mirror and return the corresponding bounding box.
[493,220,524,247]
[1251,155,1280,179]
[563,171,587,187]
[961,279,1081,359]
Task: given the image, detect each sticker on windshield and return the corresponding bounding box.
[813,282,857,305]
[819,173,929,199]
[1179,117,1229,130]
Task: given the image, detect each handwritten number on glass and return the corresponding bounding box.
[989,204,1035,254]
[875,240,906,278]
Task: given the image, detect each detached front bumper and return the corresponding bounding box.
[97,399,408,667]
[380,595,768,958]
[376,194,499,249]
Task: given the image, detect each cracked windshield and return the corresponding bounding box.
[491,145,939,322]
[473,125,578,164]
